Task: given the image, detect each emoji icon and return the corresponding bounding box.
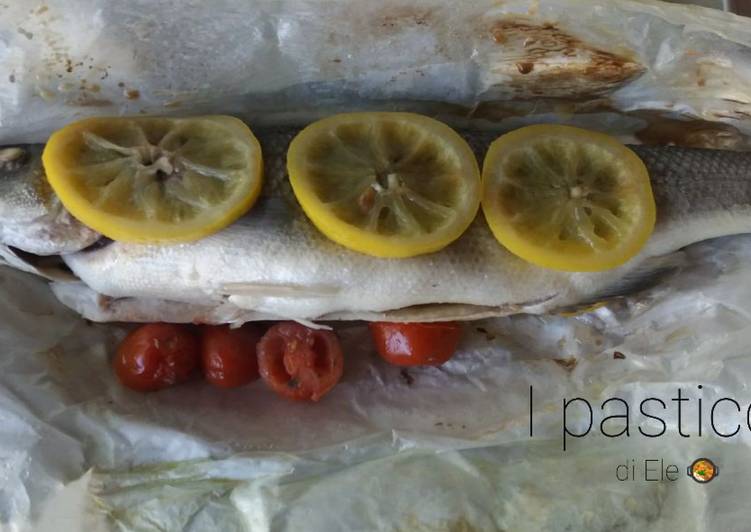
[687,458,718,483]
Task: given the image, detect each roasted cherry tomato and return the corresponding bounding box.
[114,323,200,392]
[257,321,344,401]
[201,324,262,388]
[369,321,462,366]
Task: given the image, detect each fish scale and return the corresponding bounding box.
[633,146,751,220]
[2,128,751,323]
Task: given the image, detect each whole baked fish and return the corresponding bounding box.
[2,128,750,324]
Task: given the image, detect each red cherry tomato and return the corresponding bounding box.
[257,321,344,401]
[201,324,262,388]
[369,322,462,366]
[114,323,200,392]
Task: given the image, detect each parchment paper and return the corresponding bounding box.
[1,0,750,144]
[1,1,751,531]
[3,236,751,531]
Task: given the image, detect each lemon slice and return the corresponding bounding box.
[287,112,481,258]
[42,116,262,243]
[482,124,655,272]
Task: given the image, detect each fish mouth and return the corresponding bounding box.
[79,237,115,253]
[0,245,79,282]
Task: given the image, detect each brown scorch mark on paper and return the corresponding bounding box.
[516,62,534,74]
[553,357,578,372]
[380,7,432,30]
[486,20,644,99]
[73,96,113,107]
[635,116,751,151]
[475,327,496,341]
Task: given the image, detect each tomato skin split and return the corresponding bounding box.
[257,322,344,401]
[114,323,201,392]
[369,321,462,367]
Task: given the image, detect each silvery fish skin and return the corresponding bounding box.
[5,127,746,324]
[0,145,99,256]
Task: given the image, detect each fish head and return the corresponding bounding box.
[0,144,100,256]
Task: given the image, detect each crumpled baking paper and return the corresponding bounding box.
[3,236,751,531]
[1,0,750,144]
[2,0,751,530]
